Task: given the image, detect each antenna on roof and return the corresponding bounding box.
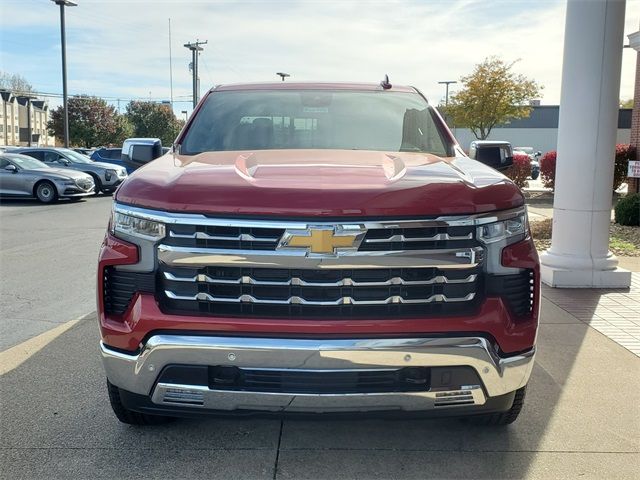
[380,74,392,90]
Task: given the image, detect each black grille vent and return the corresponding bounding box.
[103,268,155,315]
[208,366,431,394]
[360,225,477,251]
[159,266,482,319]
[486,270,534,317]
[164,225,284,250]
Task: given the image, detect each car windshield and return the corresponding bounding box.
[6,154,50,170]
[60,149,93,163]
[181,90,451,156]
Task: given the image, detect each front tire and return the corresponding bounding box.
[88,173,102,195]
[469,386,527,426]
[107,380,172,425]
[35,181,58,204]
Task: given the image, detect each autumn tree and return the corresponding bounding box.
[125,101,183,146]
[0,71,34,94]
[48,96,121,147]
[443,58,542,140]
[620,98,634,108]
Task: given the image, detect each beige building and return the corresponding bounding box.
[0,90,55,147]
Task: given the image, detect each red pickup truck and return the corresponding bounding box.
[98,81,538,425]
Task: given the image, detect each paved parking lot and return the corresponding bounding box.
[1,197,639,479]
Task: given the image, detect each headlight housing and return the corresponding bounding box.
[477,211,528,244]
[111,211,165,241]
[105,169,116,181]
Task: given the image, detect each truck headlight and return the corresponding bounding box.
[478,211,527,244]
[111,212,165,241]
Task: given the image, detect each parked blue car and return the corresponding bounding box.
[90,148,135,174]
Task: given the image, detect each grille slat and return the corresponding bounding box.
[159,266,481,318]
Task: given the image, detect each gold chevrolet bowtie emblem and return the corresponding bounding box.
[287,229,356,254]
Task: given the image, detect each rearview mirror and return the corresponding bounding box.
[4,164,18,173]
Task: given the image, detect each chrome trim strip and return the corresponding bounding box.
[157,245,484,270]
[150,382,486,412]
[101,335,535,400]
[163,290,476,305]
[169,231,280,242]
[163,271,477,287]
[114,203,526,229]
[365,233,473,243]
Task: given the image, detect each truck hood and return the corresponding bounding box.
[116,149,524,217]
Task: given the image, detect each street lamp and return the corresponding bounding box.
[51,0,77,148]
[276,72,290,82]
[181,110,188,121]
[438,80,457,106]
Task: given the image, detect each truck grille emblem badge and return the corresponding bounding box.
[279,228,362,254]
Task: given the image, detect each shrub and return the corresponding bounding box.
[539,145,636,192]
[540,151,556,190]
[504,153,531,188]
[613,144,637,191]
[614,193,640,226]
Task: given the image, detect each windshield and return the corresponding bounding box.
[181,90,451,156]
[60,149,93,163]
[6,154,50,170]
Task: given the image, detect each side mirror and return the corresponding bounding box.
[59,158,70,166]
[535,151,542,158]
[122,138,163,170]
[4,164,18,173]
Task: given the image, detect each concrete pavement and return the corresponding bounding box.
[1,298,638,479]
[0,196,113,350]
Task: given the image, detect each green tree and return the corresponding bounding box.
[125,101,183,146]
[620,98,634,108]
[48,96,124,147]
[113,115,135,146]
[0,71,34,94]
[443,57,542,140]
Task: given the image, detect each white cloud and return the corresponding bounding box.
[0,0,637,114]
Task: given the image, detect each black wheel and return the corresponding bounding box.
[89,173,102,194]
[34,181,58,204]
[469,387,527,426]
[107,380,172,425]
[531,171,540,180]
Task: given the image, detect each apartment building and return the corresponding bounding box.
[0,90,54,147]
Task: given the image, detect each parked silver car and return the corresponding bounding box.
[13,147,127,194]
[0,153,95,203]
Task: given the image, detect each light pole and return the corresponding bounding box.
[276,72,290,82]
[181,110,188,122]
[51,0,77,148]
[438,80,457,106]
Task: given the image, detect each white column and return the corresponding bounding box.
[540,0,631,288]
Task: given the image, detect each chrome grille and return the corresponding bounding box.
[159,266,481,318]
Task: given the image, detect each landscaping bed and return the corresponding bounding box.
[530,218,640,257]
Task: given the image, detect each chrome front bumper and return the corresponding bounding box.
[101,336,535,413]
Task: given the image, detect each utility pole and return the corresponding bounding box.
[276,72,290,81]
[184,40,207,109]
[437,80,457,106]
[51,0,77,148]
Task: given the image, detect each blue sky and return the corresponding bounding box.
[1,0,638,116]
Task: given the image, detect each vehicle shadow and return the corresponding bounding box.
[0,193,110,207]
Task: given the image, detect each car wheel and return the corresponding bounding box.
[89,174,103,194]
[107,380,173,425]
[468,386,527,426]
[35,181,58,204]
[531,171,540,180]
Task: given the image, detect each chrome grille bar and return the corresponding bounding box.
[163,271,477,287]
[164,291,476,305]
[169,231,280,242]
[365,233,473,243]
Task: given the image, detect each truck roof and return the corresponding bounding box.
[212,82,417,93]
